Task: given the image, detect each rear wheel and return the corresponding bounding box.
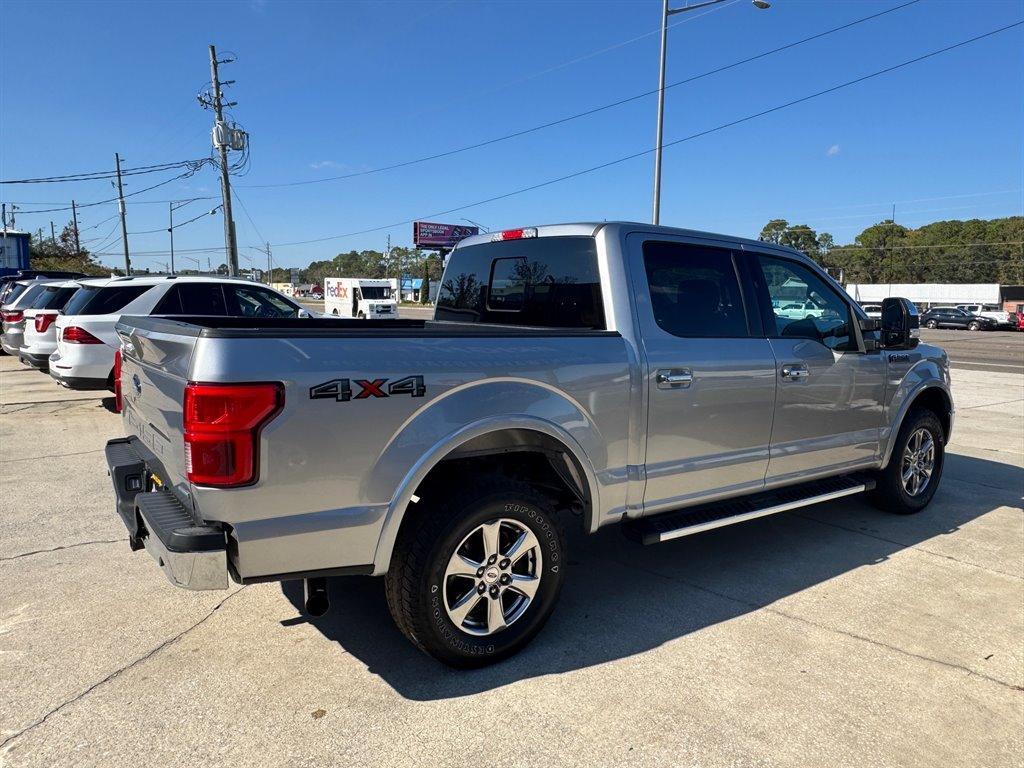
[967,321,981,331]
[385,477,566,667]
[357,311,365,319]
[925,319,938,329]
[870,408,944,514]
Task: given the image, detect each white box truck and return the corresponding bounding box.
[324,278,398,319]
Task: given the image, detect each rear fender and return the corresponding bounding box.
[368,380,603,575]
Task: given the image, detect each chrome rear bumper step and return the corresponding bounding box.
[626,473,875,545]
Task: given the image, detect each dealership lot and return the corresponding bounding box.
[1,346,1021,767]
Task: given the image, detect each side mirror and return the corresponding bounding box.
[880,297,920,350]
[297,308,311,319]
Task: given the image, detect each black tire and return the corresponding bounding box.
[357,311,365,320]
[925,319,938,329]
[870,408,945,514]
[384,476,566,668]
[331,308,339,316]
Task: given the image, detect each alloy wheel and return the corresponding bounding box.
[443,518,543,636]
[901,427,935,497]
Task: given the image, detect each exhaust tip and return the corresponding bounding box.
[303,577,330,617]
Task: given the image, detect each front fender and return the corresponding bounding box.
[367,379,606,575]
[880,356,953,468]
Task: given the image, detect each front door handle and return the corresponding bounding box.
[780,363,809,381]
[656,368,693,389]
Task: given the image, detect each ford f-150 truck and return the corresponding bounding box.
[106,222,952,667]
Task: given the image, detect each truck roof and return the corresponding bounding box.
[455,221,808,261]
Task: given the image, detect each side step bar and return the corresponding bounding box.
[625,473,875,545]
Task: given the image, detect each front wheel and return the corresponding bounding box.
[967,321,981,331]
[357,311,365,319]
[925,319,938,329]
[870,408,944,514]
[385,477,566,667]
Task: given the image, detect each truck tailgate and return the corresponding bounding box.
[116,319,198,495]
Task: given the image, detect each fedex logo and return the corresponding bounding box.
[326,284,349,299]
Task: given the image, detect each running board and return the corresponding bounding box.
[625,474,875,545]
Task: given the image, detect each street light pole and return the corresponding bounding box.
[652,0,770,225]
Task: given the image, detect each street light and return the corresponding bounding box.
[651,0,770,224]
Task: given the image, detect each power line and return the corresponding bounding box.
[13,163,211,214]
[265,21,1024,249]
[0,158,209,185]
[240,0,922,190]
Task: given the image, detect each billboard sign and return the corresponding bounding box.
[413,221,479,249]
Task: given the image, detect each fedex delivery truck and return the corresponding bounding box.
[324,278,398,319]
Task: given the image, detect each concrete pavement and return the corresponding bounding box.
[0,352,1021,767]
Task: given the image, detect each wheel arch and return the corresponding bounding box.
[881,382,953,469]
[370,415,601,575]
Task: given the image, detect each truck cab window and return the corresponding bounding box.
[642,241,748,338]
[757,255,854,352]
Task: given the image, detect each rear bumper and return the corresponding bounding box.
[19,350,50,370]
[105,438,228,591]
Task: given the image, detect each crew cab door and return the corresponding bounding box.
[629,236,777,513]
[746,251,884,482]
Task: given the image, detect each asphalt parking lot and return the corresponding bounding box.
[1,350,1021,767]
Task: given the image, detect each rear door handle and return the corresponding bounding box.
[780,363,809,380]
[656,368,693,389]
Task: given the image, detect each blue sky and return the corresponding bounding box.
[1,0,1021,272]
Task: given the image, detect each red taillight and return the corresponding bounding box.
[491,227,537,242]
[62,325,103,344]
[183,382,283,487]
[1,310,23,323]
[34,313,57,333]
[113,348,123,413]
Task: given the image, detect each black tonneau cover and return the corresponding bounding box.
[117,315,620,339]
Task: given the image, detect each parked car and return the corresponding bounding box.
[19,279,99,371]
[860,304,883,319]
[954,304,1015,328]
[0,270,86,304]
[51,276,312,390]
[106,222,951,668]
[920,307,997,331]
[0,280,59,356]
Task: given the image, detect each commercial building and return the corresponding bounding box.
[844,283,1014,310]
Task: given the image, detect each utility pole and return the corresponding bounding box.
[1,203,6,232]
[206,45,239,276]
[50,221,56,244]
[265,242,272,285]
[71,200,81,255]
[114,152,131,274]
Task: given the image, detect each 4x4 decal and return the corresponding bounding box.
[310,376,426,402]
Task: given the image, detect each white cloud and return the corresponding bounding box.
[309,160,343,170]
[826,144,841,157]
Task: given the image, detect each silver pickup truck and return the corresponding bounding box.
[106,222,952,667]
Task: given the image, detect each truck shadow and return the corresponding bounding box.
[280,452,1021,701]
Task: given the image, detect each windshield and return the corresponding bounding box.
[1,282,29,306]
[12,283,47,309]
[435,236,605,329]
[31,286,79,310]
[360,286,391,300]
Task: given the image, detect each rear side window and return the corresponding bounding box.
[32,286,78,310]
[12,284,47,309]
[642,241,749,338]
[435,236,604,329]
[62,285,151,316]
[153,283,227,315]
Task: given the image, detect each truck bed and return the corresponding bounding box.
[120,315,620,339]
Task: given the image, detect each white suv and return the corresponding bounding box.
[19,280,102,371]
[50,275,309,390]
